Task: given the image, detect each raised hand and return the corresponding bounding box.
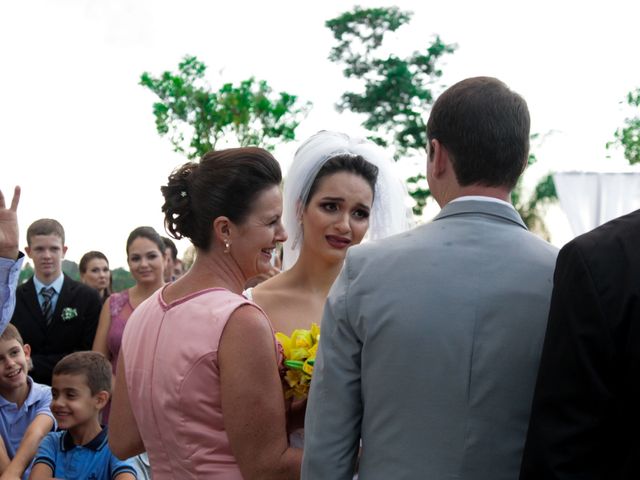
[0,186,21,260]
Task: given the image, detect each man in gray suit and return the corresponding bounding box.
[302,77,558,480]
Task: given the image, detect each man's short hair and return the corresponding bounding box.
[426,76,530,190]
[53,351,112,395]
[0,324,24,345]
[161,236,177,261]
[26,218,65,246]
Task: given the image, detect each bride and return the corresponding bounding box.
[246,130,412,446]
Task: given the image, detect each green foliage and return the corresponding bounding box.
[140,55,311,159]
[327,7,456,156]
[62,260,79,281]
[18,262,33,284]
[326,6,455,214]
[511,143,558,239]
[607,88,640,165]
[111,267,135,293]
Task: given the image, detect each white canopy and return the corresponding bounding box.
[553,171,640,237]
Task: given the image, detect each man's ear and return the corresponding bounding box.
[62,246,68,259]
[430,139,450,179]
[25,246,32,258]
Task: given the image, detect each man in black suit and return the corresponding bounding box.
[10,218,101,385]
[520,209,640,479]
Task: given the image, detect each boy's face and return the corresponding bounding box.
[25,234,67,283]
[0,339,30,394]
[50,374,106,431]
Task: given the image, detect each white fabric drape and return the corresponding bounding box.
[553,171,640,236]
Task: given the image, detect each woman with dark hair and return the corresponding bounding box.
[92,226,165,423]
[109,148,300,479]
[79,251,111,304]
[246,131,412,446]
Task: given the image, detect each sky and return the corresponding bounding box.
[2,0,640,268]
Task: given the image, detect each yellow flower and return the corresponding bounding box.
[276,323,321,400]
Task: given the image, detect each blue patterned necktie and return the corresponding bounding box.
[40,287,55,325]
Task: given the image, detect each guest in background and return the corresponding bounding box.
[92,227,165,421]
[79,251,111,305]
[0,186,23,334]
[110,148,301,479]
[11,219,101,385]
[160,236,180,283]
[0,325,55,480]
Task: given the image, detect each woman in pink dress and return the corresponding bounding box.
[92,226,165,422]
[109,148,300,479]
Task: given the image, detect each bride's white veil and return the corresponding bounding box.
[281,130,413,270]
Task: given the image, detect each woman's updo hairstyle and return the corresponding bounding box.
[161,147,282,250]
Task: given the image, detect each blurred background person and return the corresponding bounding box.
[79,251,111,305]
[92,226,165,422]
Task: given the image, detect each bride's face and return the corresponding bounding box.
[301,171,373,265]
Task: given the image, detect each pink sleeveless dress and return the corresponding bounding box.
[122,286,280,479]
[107,290,134,374]
[101,290,134,424]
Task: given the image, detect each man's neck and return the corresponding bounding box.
[440,185,511,206]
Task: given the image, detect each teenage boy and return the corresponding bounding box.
[11,219,101,385]
[29,351,136,479]
[0,325,54,480]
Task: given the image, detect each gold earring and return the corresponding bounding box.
[224,239,231,254]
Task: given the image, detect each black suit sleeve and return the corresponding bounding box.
[30,352,67,385]
[80,288,101,350]
[520,241,619,479]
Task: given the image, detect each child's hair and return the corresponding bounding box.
[26,218,65,245]
[53,351,112,395]
[0,324,24,345]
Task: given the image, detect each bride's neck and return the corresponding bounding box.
[288,251,343,296]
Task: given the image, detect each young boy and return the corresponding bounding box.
[10,219,102,385]
[0,324,55,480]
[29,352,136,480]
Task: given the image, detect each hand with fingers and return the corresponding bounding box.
[0,186,21,260]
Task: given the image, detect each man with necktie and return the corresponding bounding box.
[11,218,101,385]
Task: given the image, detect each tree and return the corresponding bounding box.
[111,267,135,293]
[510,136,558,240]
[326,6,455,214]
[326,6,557,234]
[140,55,311,159]
[607,88,640,165]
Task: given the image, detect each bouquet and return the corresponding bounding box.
[276,323,320,399]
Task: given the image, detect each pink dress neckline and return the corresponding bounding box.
[158,285,234,311]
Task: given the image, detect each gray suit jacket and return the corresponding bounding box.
[302,200,558,480]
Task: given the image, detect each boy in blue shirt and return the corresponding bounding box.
[0,324,54,480]
[29,352,136,480]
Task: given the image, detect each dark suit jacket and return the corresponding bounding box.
[10,274,101,385]
[520,209,640,479]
